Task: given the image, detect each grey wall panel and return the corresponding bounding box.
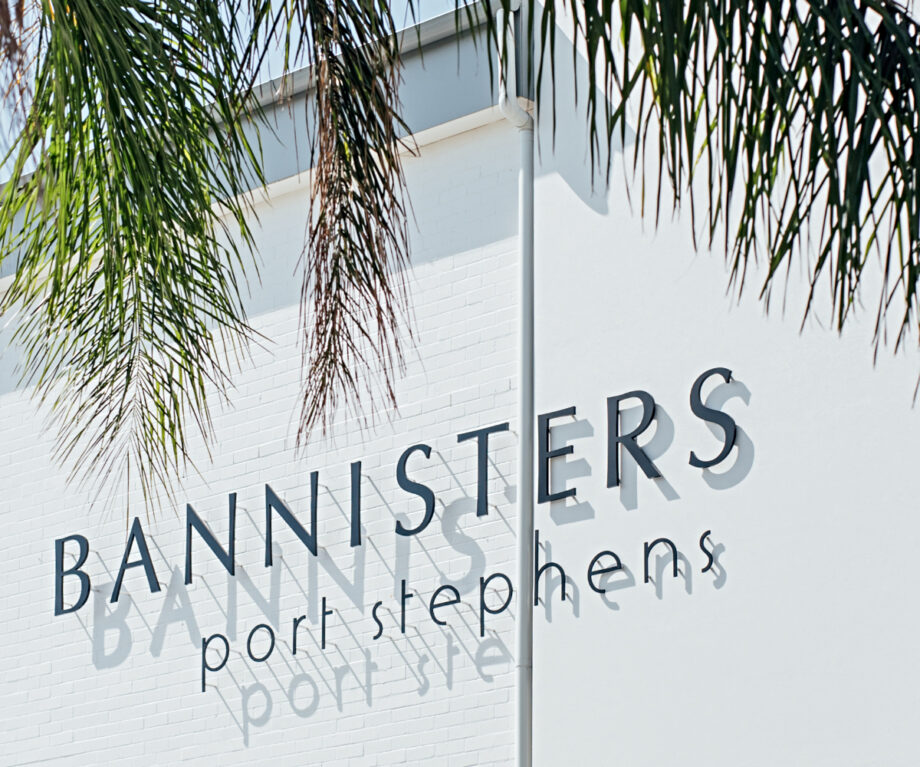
[254,23,496,188]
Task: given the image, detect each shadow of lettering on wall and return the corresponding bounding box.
[54,366,749,744]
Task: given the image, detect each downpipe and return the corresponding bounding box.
[496,5,535,767]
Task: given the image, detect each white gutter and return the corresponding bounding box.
[496,5,534,767]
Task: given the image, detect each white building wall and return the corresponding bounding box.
[0,119,522,766]
[530,33,920,767]
[4,30,920,767]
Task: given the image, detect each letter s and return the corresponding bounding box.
[371,600,384,640]
[699,530,715,573]
[395,444,436,536]
[689,367,737,469]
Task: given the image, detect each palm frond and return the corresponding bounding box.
[5,0,920,512]
[490,0,920,354]
[249,0,412,441]
[0,0,262,506]
[0,0,38,121]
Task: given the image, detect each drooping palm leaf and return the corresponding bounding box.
[0,0,261,505]
[3,0,920,511]
[0,0,36,122]
[488,0,920,355]
[247,0,411,441]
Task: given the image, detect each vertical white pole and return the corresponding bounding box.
[496,6,535,765]
[515,117,535,767]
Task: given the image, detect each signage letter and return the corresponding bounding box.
[265,476,318,564]
[533,529,567,606]
[395,444,436,536]
[699,530,716,572]
[111,518,160,603]
[479,572,513,637]
[428,585,461,626]
[371,601,384,640]
[185,495,236,585]
[689,367,738,468]
[587,550,624,594]
[350,461,362,547]
[607,390,662,487]
[200,633,230,692]
[457,422,510,516]
[321,597,333,650]
[54,534,91,616]
[537,406,577,503]
[291,615,308,654]
[247,624,276,663]
[644,537,679,584]
[400,580,414,634]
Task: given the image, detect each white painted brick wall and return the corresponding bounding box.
[7,39,920,766]
[0,119,521,766]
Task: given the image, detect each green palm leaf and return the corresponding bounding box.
[0,0,261,505]
[248,0,412,441]
[2,0,920,511]
[493,0,920,354]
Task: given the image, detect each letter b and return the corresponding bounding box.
[55,535,91,616]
